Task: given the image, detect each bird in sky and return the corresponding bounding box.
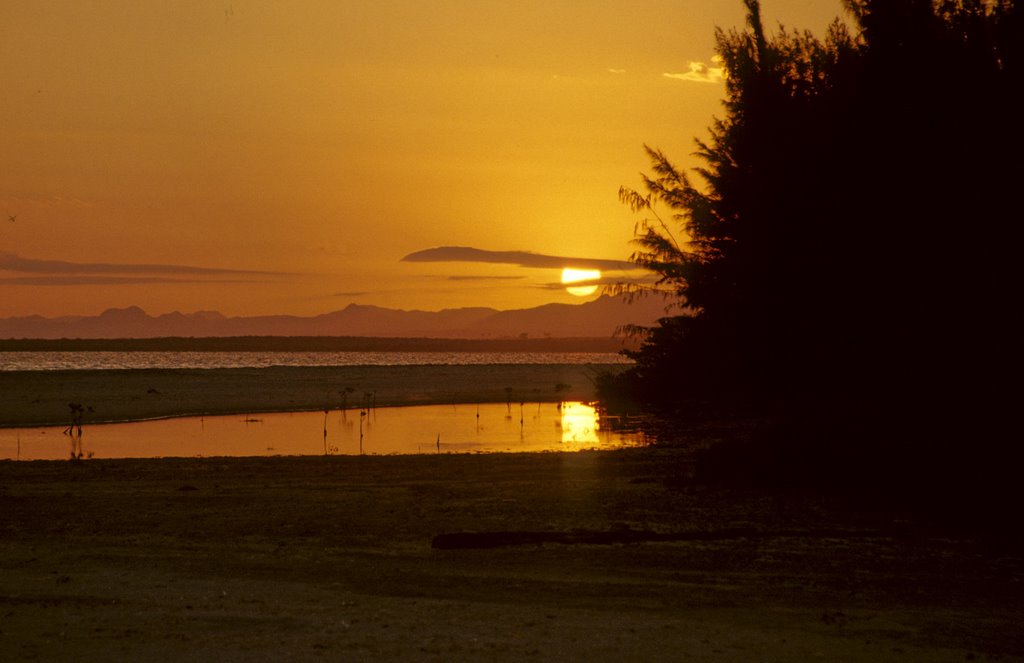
[7,214,15,223]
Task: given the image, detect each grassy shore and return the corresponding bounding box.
[0,364,618,428]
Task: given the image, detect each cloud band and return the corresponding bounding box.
[401,246,635,271]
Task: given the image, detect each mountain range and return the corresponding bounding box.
[0,296,669,340]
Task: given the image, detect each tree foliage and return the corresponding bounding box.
[609,0,1022,424]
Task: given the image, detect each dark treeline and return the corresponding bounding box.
[0,336,634,354]
[602,0,1022,512]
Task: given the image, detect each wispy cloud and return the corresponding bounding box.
[1,194,94,209]
[607,68,627,74]
[0,276,260,286]
[401,246,635,272]
[663,56,726,84]
[447,275,526,282]
[538,274,660,291]
[0,251,290,277]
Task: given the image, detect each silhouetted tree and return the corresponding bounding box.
[606,0,1023,502]
[612,0,863,404]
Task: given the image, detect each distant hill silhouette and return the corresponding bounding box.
[0,296,667,340]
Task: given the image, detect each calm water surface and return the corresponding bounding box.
[0,402,648,461]
[0,351,631,371]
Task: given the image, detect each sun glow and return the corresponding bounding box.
[561,268,601,296]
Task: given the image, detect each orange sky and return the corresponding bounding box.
[1,1,845,317]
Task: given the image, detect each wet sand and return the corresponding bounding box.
[0,364,618,428]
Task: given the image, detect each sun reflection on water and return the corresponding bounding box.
[560,402,600,445]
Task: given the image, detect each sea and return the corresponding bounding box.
[0,350,632,371]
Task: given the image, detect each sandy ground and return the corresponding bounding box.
[0,364,616,428]
[3,450,1022,661]
[1,367,1022,661]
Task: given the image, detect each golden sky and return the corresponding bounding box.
[1,1,844,317]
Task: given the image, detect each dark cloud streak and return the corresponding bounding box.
[447,275,526,281]
[401,246,635,271]
[0,276,262,286]
[537,275,659,291]
[0,251,291,277]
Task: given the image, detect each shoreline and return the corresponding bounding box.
[0,335,640,353]
[0,363,625,428]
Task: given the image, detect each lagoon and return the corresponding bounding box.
[0,401,647,461]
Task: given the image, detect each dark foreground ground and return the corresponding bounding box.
[2,448,1022,662]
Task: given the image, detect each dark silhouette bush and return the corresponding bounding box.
[605,0,1023,510]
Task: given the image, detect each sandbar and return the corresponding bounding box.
[0,363,621,428]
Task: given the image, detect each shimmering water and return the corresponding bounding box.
[0,402,648,461]
[0,351,631,371]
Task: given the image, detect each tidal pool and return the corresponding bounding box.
[0,402,648,461]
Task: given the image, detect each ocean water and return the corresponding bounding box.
[0,350,632,371]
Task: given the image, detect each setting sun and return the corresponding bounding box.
[561,268,601,296]
[0,1,843,318]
